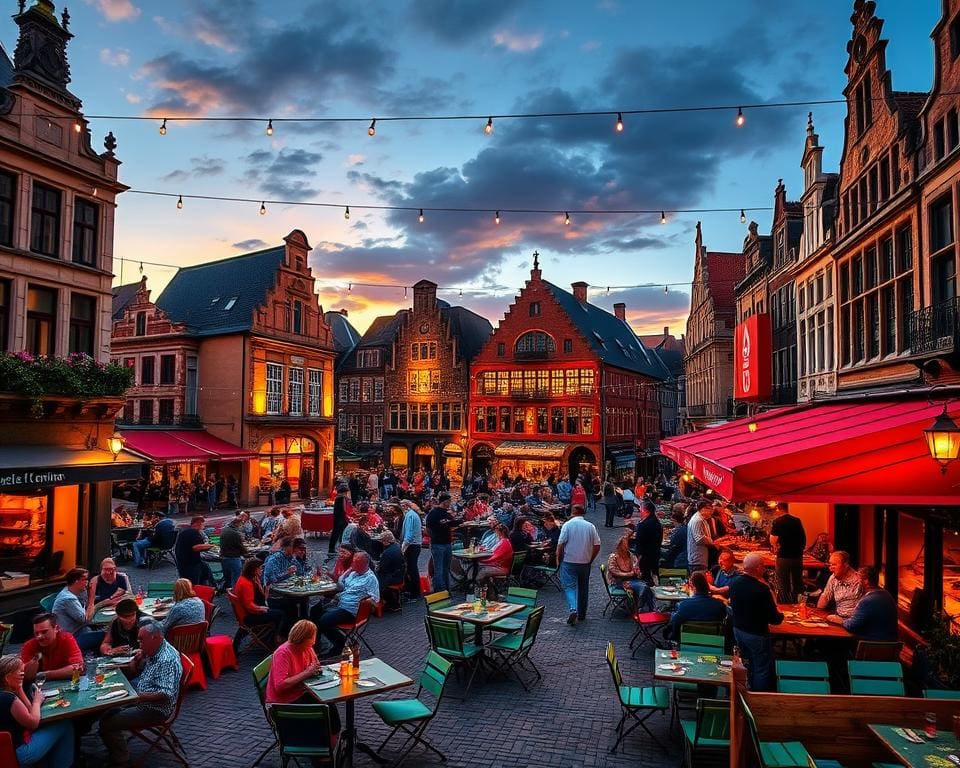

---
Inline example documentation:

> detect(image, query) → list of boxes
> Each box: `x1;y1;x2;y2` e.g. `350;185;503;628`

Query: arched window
514;331;555;355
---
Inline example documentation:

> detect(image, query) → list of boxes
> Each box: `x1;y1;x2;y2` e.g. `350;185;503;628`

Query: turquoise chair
371;651;453;765
680;697;730;767
267;703;339;767
776;660;831;695
740;693;819;767
923;688;960;699
250;655;276;768
424;615;483;698
488;586;537;634
39;592;58;612
147;581;175;598
847;660;904;697
599;563;630;618
606;641;670;754
487;605;546;690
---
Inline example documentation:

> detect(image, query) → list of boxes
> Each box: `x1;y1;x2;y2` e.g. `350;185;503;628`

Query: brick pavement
20;512;684;768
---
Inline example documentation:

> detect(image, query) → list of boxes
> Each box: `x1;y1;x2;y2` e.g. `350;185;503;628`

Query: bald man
727;552;784;691
309;551;380;656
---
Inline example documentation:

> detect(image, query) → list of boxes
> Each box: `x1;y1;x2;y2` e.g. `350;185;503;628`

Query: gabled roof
441;305;493;362
892;90;927;124
324;310;361;371
155;246;285;336
704;252;745;311
542;281;666;380
111;281;141;321
359;313;406;348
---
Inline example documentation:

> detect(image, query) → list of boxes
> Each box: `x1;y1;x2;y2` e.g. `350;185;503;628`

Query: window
429;403;439;431
68;293;95;356
72;198;98;266
930;194;956;306
288;367;304;416
496;342;505;356
900;277;913;352
0;279;9;351
135;311;146;336
563;338;572;353
529;301;541;316
852;255;863;295
357;349;380;367
473;406;483;433
158;399;174;425
223;296;238;310
408;369;438;393
361;379;372;402
882;286;896;354
141;356;154;385
159;354;175;385
410;343;436;361
362;416;372;444
949;109;959;153
0;171;15;247
855;72;872;135
881;237;894;282
373;377;384;402
581;407;594;435
952;12;960;59
551;406;564;433
451;403;462;431
935;118;946;161
30;183;61;257
185;355;198;416
348;378;360;402
930;195;953;253
308;368;322;416
513;407;525;434
338;380;348;403
138;399;153;425
537;407;548;434
373;414;383;442
122;400;134;423
932;252;957;306
486;406;496;432
896;226;912;273
266;362;283;414
292;300;302;334
566;407;580;434
865;247;877;289
347;415;358;437
514;331;555;355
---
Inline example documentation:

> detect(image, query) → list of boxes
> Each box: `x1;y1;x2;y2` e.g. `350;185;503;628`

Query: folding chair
424;615;483;699
166;621;209;690
372;651;454;767
146;529;178;569
227;589;274;655
423;590;453;612
507;551;527;587
853;640;902;662
626;585;670;656
336;598;375;654
599;563;630;618
487;605;546;690
251;655;277;768
147;582;175;598
39;592;58;612
847;660;905;696
530;559;562;591
129;653;193;767
605;642;669;754
268;703;340;767
775;660;831;694
669;630;726;731
680;698;730;768
488;586;538;635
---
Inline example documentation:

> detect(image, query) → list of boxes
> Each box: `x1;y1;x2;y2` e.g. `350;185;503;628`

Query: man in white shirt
556;504;601;625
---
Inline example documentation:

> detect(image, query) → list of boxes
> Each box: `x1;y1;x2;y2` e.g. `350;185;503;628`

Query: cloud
410;0;526;44
233;238;269;251
242;148;324;199
580;40;602;53
492;29;544;52
99;48;131;67
124;92;142;104
346;154;366;167
159;156;226;182
85;0;140;22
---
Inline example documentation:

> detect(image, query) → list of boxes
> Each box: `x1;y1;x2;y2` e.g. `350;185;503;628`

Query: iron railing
908;297;959;356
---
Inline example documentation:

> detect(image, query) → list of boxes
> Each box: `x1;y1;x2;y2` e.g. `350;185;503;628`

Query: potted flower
921;611;960;691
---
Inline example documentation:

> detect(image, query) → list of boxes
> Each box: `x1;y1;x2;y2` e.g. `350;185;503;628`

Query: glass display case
0;492;48;575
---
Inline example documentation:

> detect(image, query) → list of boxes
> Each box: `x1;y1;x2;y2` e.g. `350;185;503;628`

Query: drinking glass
35;672;46;693
925;712;937;739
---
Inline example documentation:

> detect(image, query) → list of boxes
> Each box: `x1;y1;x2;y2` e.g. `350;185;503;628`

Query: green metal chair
671;630;727;732
488;586;538;634
507;550;527;587
680;631;725;655
739;692;818;767
39;592;58;612
923;688;960;699
267;703;339;767
682;620;724;636
250;655;276;768
680;698;730;768
147;581;175;598
423;590;453;612
371;651;453;767
424;615;483;699
605;641;669;754
776;660;831;695
487;605;546;690
847;660;904;696
659;568;688;586
599;563;630;618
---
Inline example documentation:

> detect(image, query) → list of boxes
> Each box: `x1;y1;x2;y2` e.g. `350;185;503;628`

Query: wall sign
734;314;772;401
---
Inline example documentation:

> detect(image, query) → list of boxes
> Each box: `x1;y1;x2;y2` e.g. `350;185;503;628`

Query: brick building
682;223;744;429
113;231;337;504
638;326;685;442
470;255;666;483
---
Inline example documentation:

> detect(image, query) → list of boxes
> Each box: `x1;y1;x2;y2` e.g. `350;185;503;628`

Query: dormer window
592;331;607;348
223;296;238;310
210;296;220;305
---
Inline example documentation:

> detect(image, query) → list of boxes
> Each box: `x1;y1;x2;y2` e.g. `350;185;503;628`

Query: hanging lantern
924;404;960;473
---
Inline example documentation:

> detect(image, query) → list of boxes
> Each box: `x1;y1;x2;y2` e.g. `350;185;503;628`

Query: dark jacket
663;523;688;569
333;495;350;529
377;543;405;587
634;513;663;573
842;588;898;641
665;593;728;641
728;574;784;635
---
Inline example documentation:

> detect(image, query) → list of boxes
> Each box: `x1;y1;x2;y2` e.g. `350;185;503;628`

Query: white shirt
557;515;601;564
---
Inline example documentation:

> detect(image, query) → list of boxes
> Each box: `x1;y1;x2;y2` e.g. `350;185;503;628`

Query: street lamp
108;432;125;460
924;404;960;474
460;430;469;477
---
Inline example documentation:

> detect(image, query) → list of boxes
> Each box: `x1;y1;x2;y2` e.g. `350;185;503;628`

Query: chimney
412;279;437;313
613;302;626;321
571;281;588;303
340;309;349;317
663;326;669;336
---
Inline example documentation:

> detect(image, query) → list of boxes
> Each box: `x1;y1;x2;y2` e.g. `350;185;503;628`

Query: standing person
175;516;214;585
600;481;619;528
769;502;806;603
98;621;183;767
816;551;862;620
400;500;423;599
310;552;380;657
330;484;351;556
365;470;379;500
219;513;248;589
425;492;458;593
662;506;689;570
686;502;716;574
0;655;74;767
727;552;784;692
570;479;587;511
557;504;601;626
632;500;663;584
555;475;572;506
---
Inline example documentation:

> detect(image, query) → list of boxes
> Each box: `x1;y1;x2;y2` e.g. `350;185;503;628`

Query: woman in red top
331;544;356;580
571;479;587;509
233;558;284;647
476;524;513;586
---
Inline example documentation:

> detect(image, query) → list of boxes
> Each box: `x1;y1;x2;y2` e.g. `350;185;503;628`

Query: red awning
660;397;960;505
165;430;257;462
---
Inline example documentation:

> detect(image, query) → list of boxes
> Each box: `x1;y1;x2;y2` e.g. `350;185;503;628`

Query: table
652;585;692;604
724;542;826;571
269;579;338;599
39;669;139;724
868;723;960;767
430;600;525;646
652;648;734;686
452;549;492;593
770;605;853;639
92;597;172;626
306;657;413;767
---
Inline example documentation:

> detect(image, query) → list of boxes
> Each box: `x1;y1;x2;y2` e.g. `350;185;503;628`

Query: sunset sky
25;0;941;336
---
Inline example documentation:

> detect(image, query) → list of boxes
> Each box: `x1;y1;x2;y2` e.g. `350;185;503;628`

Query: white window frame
266;363;283;415
361;378;372;402
348;378;360;402
288;367;304;416
338;379;348;403
374;377;384;402
373;414;383;442
308;368;322;416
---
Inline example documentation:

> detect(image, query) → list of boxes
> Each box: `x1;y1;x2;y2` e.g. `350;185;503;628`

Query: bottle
351;642;360;670
135;587;144;606
339;648;351;678
480;586;487;610
70;663;81;690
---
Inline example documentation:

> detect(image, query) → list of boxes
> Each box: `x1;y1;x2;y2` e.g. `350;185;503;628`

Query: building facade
638;325;685;443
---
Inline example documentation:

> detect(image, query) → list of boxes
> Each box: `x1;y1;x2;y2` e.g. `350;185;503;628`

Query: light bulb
74;121;82;134
344;206;350;220
259;201;266;216
494;211;500;225
176;195;183;210
368;118;376;136
736;107;745;127
159;118;167;136
564;211;570;226
740;209;746;224
484;116;493;134
418;209;424;223
660;211;667;225
615;112;624;132
348;282;352;292
266;119;273;136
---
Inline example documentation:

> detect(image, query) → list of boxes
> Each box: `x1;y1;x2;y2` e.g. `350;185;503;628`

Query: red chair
0;731;16;768
204;633;239;678
193;584;215;603
166;621;208;690
227;589;274;655
336;599;374;654
130;653;193;767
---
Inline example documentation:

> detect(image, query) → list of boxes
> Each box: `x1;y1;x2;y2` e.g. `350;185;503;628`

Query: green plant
0;352;134;418
923;610;960;690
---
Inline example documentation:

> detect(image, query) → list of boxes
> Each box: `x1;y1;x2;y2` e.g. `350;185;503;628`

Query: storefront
606;447;638;481
441;443;464;481
257;435;319;501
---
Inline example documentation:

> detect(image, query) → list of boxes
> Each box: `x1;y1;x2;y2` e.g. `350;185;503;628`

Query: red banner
734;314;771;401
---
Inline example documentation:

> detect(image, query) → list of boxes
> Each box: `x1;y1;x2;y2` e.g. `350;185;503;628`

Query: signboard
0;462;143;492
734;314;772;401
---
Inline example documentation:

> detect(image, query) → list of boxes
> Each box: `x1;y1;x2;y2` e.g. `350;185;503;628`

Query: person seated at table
111;506;134;528
89;557;131;606
364;505;384;530
376;532;405;609
707;550;740;596
509;517;533;556
309;552;380;657
19;613;82;683
270;507;303;549
100;597;146;657
826;565;897;641
341;512;376;557
98;621;183;768
0;654;74;767
52;567;107;653
475;524;513;588
495;501;516;529
131;511;176;568
533;514;561;566
661;506;689;570
260;506;283;541
264;538;312;634
816;550;862;620
607;535;654;611
162;578;206;633
664;571;728;642
234;558;284;649
331;543;356;581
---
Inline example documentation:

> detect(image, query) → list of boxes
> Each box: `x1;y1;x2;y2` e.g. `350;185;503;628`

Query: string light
159;118;167;136
138;261;143;274
259;201;266;215
418;209;424;223
266;119;273;136
564;211;570;226
484;117;494;134
176;195;183;210
494;211;500;225
344;206;350;220
736;107;745;126
615;112;624;132
664;284;669;293
660;210;667;224
368;118;376;136
348;282;352;292
740;209;746;223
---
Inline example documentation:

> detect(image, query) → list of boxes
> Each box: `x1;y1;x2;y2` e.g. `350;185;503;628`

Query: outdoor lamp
748;421;758;433
924;404;960;474
108;432;125;460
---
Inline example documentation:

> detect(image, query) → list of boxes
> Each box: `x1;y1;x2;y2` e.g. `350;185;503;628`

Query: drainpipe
599;362;606;482
240;334;247;502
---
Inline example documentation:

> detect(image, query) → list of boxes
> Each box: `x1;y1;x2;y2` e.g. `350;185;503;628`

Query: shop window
159;354;176;385
0;279;8;352
288;367;304;416
0;170;15;247
0;492;50;577
308;369;322;416
158;398;174;425
68;293;95;357
30;182;61;257
141;356;155;385
72;198;98;266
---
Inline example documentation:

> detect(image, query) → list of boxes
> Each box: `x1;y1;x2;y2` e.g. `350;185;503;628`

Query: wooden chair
605;642;669;754
853;640;902;662
226;589;274;655
166;621;208;690
130;653;193;767
739;692;818;767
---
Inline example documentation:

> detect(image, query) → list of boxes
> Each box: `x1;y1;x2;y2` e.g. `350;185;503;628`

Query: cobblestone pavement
20;512;684;768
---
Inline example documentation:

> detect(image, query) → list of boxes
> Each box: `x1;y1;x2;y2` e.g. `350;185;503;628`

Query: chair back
598;564;616;596
426;615;467;656
775;660;831;694
167;621;208;656
519;605;546;649
680;631;725;655
154;525;178;550
424;590;452;612
0;729;16;768
659;568;687;585
505;586;537;608
226;588;249;624
694;698;731;745
148;582;175;597
923;688;960;699
854;640;902;662
252;654;273;714
847;660;905;696
39;592;57;612
510;551;526;576
169;652;194;725
193;584;216;603
682;620;723;636
0;622;10;656
419;651;454;711
201;599;215;625
353;599;373;626
737;693;766;763
268;703;335;760
605;641;623;690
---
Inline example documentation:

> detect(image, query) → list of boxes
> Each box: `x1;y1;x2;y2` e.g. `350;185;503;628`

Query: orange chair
227;589;274;655
336;599;375;654
0;731;15;768
166;621;208;690
193;584;215;603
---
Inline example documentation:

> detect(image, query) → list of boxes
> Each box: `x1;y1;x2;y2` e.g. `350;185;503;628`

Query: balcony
908;297;959;356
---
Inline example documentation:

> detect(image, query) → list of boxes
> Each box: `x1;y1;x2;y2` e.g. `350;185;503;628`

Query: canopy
659;397;960;505
121;430;253;464
165;430;256;461
607;448;637;468
494;441;567;459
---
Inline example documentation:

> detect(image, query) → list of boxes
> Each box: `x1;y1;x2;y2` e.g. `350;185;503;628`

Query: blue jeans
222;556;243;589
132;537;151;566
431;543;452;592
560;561;591;620
16;720;74;767
733;628;775;692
